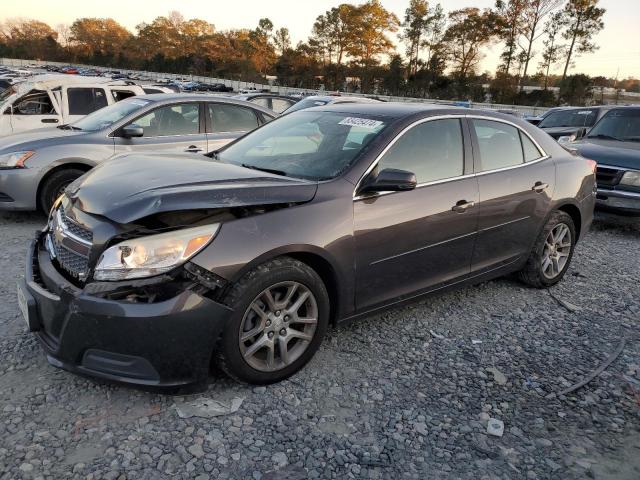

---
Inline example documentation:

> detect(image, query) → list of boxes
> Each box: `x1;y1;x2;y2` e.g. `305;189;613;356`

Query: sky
2;0;639;79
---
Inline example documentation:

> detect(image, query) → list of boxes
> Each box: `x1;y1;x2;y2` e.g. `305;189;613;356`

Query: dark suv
537;106;614;141
18;105;596;388
569;107;640;216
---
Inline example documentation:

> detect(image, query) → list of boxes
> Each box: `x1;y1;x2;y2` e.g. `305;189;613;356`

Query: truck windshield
586;109;640;142
72;98;152;132
539;109;597;128
218;111;387;180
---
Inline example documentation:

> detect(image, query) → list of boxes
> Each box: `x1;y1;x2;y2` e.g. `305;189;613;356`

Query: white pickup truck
0;75;145;136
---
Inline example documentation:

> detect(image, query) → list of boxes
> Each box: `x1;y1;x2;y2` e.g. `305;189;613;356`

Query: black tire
216;257;330;384
39;168;85;213
518;210;576;288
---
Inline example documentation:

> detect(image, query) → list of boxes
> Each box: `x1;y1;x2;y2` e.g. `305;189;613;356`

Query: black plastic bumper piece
24;237;233;387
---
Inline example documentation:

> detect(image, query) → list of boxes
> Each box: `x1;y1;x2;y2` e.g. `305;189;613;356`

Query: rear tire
518;210;576;288
216;257;330;384
38;168;85;213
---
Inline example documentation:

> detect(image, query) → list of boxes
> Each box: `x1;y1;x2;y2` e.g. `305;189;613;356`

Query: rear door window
208;104;259;133
471;120;524;171
111;90;137;102
68;88;108;115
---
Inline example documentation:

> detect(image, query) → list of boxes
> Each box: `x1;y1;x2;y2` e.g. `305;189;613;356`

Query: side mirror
121;124;144;138
575;127;587;140
360;168;417;194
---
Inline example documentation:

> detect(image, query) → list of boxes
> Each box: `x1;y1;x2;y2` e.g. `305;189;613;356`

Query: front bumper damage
20;233;233;387
596;188;640;216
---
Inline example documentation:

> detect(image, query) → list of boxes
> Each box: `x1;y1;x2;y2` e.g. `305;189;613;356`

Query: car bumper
20;235;233;387
596;188;640;216
0;168;40;210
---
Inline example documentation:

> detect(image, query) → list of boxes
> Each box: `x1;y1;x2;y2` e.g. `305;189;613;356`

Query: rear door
206;103;261;151
353;117;479;310
469;117;554;273
113;102;208;154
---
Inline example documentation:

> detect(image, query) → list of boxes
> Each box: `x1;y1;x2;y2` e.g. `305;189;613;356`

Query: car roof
133;93;277;116
310;102;468;118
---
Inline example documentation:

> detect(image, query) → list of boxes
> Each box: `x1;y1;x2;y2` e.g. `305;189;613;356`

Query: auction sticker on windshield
338;117;384;129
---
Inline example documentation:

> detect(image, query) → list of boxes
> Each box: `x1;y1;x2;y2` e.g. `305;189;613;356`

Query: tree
442;8;500;79
538;10;564;89
310;4;358;67
70;18;131;62
401;0;430;76
382;54;406;95
249;18;276;77
519;0;562;87
273;27;291;55
559;73;593;105
559;0;605;82
494;0;526;75
346;0;399;92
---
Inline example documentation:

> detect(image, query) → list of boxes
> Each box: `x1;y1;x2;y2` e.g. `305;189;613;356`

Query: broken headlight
94;224;220;281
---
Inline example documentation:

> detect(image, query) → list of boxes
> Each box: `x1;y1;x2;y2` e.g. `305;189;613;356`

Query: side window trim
467;115;549;175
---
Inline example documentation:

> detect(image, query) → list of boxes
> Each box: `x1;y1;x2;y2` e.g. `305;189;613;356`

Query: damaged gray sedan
18;104;596;387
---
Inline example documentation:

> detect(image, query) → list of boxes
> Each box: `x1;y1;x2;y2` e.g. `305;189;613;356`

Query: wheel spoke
241;322;266;342
265;342;275;369
280;283;299;309
552;257;560;276
261;289;277;311
278;336;290;365
293;316;318;325
249;303;269;321
542;256;552;272
243;335;268;360
288;290;310;315
288;329;313;342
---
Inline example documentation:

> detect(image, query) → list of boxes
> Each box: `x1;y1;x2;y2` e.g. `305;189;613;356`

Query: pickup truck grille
47;205;92;281
596;166;624;187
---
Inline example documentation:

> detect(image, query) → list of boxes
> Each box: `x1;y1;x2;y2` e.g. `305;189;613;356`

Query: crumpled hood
0;127;83;152
572;139;640;170
66;153;318;224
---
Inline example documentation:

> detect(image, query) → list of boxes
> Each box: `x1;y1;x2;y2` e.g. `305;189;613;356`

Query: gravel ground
0;211;639;480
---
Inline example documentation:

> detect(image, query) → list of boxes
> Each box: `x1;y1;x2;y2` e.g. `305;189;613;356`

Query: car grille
596;166;624;187
47;205;92;281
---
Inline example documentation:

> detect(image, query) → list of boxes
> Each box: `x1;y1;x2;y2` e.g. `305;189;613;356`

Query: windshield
586;109;640;142
218;111;387;180
539;109;597;128
72;98;152;132
284;98;330;114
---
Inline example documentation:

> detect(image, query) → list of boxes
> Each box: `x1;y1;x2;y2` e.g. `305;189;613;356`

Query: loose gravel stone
0;212;639;480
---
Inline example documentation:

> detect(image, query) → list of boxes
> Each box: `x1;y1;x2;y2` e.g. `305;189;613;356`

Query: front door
469;118;555;273
113;102;208;154
354;118;479;311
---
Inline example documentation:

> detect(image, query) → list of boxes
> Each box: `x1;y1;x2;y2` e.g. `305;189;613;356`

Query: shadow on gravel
0;210;46;224
592;214;640;236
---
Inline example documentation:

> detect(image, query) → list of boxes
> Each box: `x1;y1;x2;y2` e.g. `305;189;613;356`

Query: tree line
1;0;634;106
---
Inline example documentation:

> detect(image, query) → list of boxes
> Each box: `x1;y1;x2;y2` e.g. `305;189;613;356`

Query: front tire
216;257;330;384
39;168;85;213
518;210;576;288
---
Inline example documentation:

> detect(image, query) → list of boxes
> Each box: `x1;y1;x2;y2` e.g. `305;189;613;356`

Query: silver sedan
0;94;275;211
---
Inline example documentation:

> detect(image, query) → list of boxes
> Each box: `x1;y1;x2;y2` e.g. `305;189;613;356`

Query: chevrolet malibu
18;104;596;387
0;94;275;212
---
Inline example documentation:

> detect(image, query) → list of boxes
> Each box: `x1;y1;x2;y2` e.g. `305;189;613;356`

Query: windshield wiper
587;134;622;141
57;124;82;131
241;163;287;177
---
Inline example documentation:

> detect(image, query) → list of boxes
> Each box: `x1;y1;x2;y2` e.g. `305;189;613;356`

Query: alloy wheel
239;281;318;372
541;223;572;280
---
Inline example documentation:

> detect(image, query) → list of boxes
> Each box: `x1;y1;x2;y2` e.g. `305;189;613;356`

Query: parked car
568;107;640;216
536;106;614;142
17;105;595;387
282;94;382;114
233;93;299;114
0;75;145;136
0;94;275;212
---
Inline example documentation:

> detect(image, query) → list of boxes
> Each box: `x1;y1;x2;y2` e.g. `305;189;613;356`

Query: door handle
185;145;203;153
452;200;475;213
41;118;59;123
532;181;549;193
